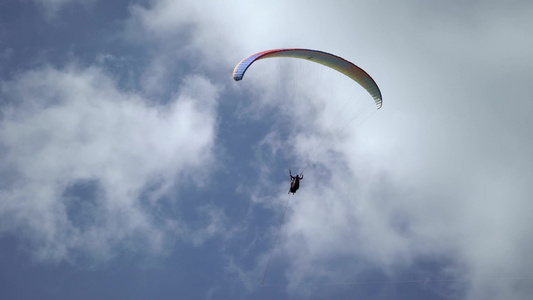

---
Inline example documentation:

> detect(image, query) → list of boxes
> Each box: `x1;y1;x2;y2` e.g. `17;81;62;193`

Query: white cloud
34;0;531;297
123;1;533;299
0;65;220;263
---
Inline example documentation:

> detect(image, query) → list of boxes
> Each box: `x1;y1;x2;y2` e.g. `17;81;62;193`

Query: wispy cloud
3;1;532;299
127;1;533;298
0;65;220;264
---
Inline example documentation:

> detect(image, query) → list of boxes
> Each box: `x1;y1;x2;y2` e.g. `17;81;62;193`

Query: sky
1;0;532;299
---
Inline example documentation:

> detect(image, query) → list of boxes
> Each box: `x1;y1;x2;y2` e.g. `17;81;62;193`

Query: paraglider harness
288;170;303;194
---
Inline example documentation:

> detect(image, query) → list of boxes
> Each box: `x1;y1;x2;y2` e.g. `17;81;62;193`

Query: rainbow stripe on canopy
233;48;382;109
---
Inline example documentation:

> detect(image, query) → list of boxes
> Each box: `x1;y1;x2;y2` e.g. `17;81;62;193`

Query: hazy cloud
125;1;533;299
0;65;220;263
2;1;531;299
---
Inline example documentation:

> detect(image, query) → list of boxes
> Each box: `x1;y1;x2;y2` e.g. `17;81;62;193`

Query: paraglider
234;49;383;284
288;169;303;194
233;48;382;196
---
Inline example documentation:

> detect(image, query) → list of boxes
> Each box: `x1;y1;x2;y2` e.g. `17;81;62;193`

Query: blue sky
1;0;532;299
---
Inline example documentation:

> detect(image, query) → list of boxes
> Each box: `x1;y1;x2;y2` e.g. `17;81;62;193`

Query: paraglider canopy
233;48;382;109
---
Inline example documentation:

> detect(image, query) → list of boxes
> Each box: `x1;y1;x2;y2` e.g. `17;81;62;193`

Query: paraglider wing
233;48;382;109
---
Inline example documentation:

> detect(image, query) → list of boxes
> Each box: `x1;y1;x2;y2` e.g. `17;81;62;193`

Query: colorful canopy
233;48;382;109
